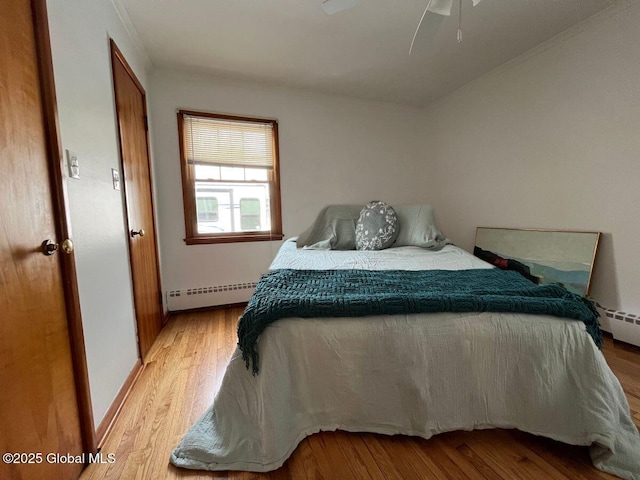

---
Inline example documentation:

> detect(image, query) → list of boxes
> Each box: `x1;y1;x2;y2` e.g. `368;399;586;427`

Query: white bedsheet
171;240;640;479
270;238;492;271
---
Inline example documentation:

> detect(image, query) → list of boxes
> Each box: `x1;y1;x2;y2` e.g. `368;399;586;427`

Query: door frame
31;0;96;454
109;39;165;361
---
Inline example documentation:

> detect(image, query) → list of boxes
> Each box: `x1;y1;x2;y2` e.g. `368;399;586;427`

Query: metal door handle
41;238;74;255
61;239;74;253
42;239;59;255
131;229;145;238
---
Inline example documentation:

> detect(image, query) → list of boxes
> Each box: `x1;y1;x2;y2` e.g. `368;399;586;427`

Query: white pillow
296;205;362;250
393;205;449;249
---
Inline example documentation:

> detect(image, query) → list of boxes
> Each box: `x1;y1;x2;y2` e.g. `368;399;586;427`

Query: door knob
131;229;145;238
61;239;74;254
41;238;74;256
41;239;59;256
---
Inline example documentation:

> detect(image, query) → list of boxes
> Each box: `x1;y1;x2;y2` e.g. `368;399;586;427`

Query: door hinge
143;115;149;131
159;291;163;306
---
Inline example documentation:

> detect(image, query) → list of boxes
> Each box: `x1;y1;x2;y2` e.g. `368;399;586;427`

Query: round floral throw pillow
355;201;399;250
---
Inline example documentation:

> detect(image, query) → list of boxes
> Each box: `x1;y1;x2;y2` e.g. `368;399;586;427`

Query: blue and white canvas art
474;228;600;296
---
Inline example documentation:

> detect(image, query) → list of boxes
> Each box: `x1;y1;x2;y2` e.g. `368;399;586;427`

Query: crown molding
110;0;153;71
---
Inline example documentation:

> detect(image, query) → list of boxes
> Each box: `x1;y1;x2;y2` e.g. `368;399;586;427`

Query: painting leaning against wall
474;227;600;297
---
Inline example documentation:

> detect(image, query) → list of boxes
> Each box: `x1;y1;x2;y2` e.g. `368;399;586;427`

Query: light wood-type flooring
80;307;640;480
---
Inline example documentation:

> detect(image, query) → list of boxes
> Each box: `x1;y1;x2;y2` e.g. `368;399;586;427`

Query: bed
171;205;640;479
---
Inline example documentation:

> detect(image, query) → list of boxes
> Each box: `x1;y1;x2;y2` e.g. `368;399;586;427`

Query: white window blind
183;114;274;169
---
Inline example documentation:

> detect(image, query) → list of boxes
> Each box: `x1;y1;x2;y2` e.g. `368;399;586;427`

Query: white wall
47;0;147;427
420;2;640;315
149;70;425;300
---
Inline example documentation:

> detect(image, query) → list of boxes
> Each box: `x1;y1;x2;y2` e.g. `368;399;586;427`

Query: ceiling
115;0;614;106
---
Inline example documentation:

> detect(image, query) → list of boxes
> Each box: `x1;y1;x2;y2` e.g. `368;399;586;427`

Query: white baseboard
597;305;640;347
167;282;256;311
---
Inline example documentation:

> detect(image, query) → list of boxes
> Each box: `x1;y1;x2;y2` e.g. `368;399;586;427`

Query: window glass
240;198;262;231
178;110;282;244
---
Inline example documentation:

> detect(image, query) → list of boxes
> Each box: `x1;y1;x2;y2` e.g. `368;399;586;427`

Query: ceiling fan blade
426;0;453;16
321;0;359;15
410;0;484;53
409;0;435;55
425;0;482;16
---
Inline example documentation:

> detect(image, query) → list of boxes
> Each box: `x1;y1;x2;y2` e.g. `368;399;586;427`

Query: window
196;197;218;222
178;110;283;244
239;198;261;231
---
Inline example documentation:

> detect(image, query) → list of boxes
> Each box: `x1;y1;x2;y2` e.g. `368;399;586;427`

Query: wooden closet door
0;1;84;479
110;42;163;361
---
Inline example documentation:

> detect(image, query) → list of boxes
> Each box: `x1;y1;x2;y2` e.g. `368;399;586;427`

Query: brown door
0;1;84;479
110;42;163;361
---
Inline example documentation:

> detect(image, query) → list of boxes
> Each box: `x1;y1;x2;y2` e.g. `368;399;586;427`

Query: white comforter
171;240;640;479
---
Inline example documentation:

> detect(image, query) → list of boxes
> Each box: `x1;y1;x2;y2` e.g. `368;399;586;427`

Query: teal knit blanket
238;269;602;374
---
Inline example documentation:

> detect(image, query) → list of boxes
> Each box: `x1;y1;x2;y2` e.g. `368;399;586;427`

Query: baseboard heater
597;304;640;347
167;282;257;311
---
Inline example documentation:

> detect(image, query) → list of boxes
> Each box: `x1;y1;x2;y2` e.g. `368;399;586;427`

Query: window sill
185;232;284;245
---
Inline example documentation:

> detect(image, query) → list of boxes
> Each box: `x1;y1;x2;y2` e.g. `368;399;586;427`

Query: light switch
112;168;121;191
66;149;79;179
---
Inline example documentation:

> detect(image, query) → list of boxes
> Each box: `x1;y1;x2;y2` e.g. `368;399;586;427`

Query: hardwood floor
80;308;639;480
